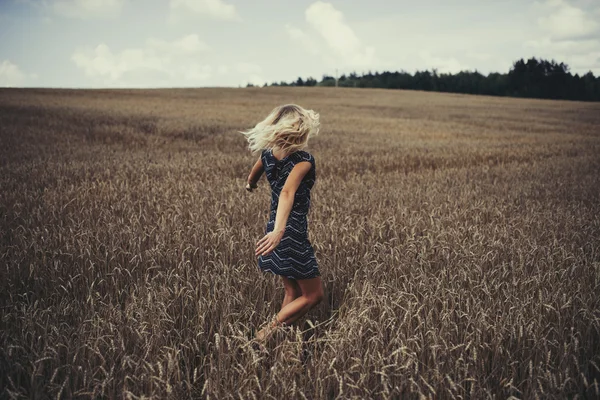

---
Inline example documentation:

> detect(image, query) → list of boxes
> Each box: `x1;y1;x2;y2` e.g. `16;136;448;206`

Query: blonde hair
240;104;320;155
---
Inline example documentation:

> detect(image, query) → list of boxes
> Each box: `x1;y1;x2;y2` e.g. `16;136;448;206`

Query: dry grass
1;87;599;399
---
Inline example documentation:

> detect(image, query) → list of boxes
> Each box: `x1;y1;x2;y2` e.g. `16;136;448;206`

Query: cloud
536;0;599;40
71;35;213;87
525;38;600;53
0;60;36;87
305;2;373;63
70;35;266;87
236;62;262;75
419;51;470;74
52;0;123;19
285;24;320;56
244;75;266;86
146;35;210;55
466;53;494;62
287;1;377;69
169;0;240;22
563;52;600;71
524;1;600;73
235;63;265;86
524;38;600;72
13;0;123;19
216;65;229;75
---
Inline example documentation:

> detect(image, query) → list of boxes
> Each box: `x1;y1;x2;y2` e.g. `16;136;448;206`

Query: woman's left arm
255;161;312;256
246;156;264;191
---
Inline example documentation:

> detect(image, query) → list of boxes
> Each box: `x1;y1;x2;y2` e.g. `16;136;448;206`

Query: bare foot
255;314;285;342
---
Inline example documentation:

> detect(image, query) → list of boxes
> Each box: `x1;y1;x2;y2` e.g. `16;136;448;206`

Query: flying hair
240;104;320;155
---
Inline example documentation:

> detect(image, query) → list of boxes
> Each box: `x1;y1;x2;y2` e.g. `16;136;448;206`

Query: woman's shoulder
260;148;273;164
294;150;315;164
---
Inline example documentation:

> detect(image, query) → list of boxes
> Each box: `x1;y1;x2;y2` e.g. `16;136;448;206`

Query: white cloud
536;0;599;40
146;35;210;55
52;0;124;19
0;60;36;87
71;35;213;87
525;38;600;53
285;24;320;56
287;2;377;70
524;38;600;72
419;51;469;74
236;62;261;75
169;0;240;22
234;63;265;86
466;53;494;62
245;74;266;86
307;2;376;68
564;52;600;71
524;1;600;73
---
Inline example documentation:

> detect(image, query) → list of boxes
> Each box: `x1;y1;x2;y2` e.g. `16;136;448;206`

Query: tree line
248;58;600;102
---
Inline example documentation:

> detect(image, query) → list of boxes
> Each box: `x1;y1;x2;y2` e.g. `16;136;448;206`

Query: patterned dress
257;148;320;280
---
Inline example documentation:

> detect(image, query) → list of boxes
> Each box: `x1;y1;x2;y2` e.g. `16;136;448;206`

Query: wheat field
1;87;599;399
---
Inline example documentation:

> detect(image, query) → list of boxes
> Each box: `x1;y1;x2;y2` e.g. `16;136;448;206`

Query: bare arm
246;155;264;191
256;161;312;256
272;161;311;234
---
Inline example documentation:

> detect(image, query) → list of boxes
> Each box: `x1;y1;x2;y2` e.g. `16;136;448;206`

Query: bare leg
255;276;323;342
281;276;301;310
277;277;324;325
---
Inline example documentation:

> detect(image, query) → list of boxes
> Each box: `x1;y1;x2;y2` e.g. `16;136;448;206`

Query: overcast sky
1;0;599;88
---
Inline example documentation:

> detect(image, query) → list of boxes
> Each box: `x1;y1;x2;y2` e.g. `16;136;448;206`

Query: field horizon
1;86;599;399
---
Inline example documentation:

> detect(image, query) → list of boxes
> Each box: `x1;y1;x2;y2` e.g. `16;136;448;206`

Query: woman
241;104;324;342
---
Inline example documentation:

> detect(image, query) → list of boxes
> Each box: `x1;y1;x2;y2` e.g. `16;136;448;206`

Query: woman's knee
297;277;324;306
307;289;324;306
282;277;301;297
285;286;301;298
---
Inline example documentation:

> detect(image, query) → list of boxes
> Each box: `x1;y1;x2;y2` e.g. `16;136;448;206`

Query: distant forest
250;58;600;102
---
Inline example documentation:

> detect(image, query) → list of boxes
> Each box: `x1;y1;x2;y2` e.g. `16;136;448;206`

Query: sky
0;0;599;88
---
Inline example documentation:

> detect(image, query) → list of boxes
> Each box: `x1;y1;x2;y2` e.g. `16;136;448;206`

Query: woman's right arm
246;155;264;191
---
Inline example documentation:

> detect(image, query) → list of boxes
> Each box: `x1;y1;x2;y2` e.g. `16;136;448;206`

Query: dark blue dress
257;148;320;280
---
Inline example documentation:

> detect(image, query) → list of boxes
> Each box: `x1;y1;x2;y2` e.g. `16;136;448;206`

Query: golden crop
1;87;599;399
